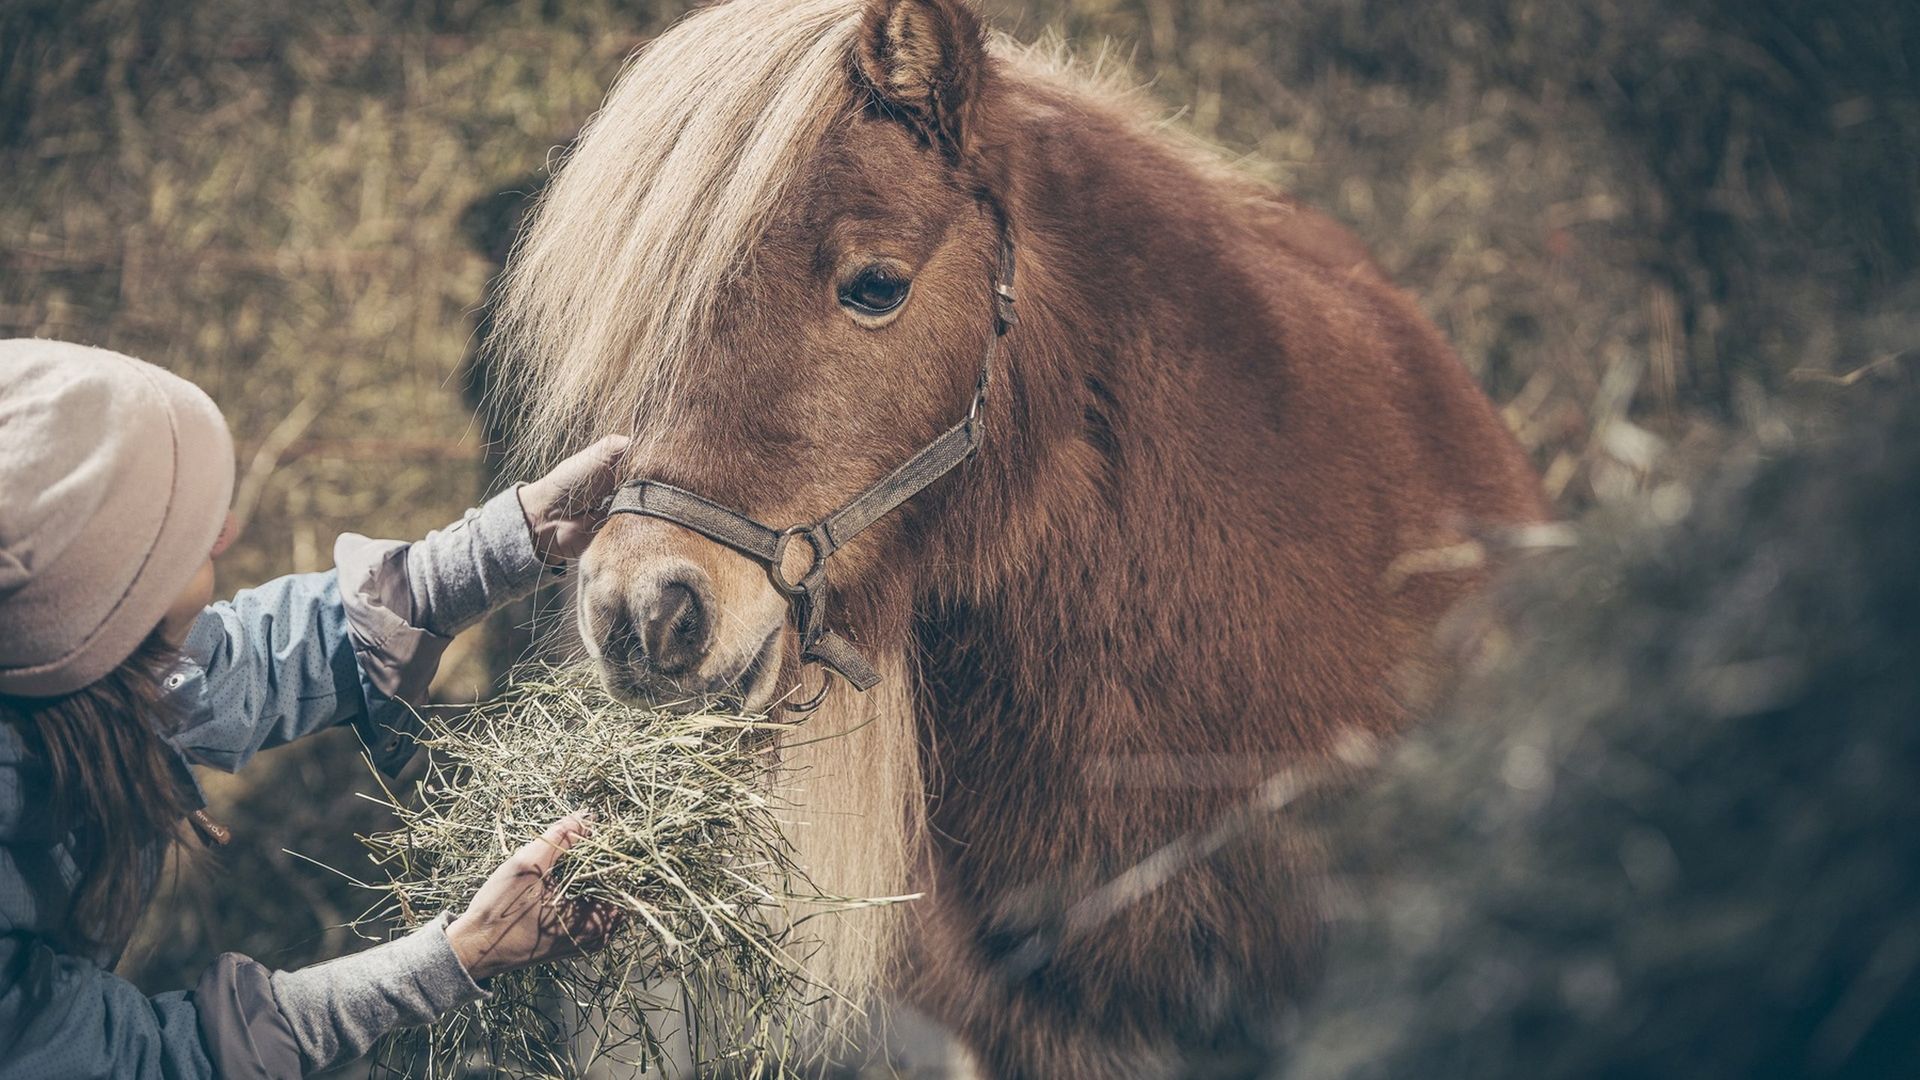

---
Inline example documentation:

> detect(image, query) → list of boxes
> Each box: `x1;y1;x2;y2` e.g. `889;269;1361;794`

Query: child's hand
517;435;631;565
445;813;619;980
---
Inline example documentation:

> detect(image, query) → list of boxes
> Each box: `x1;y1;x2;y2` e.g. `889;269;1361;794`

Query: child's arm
0;813;604;1079
162;489;543;777
163;437;627;777
0;912;480;1080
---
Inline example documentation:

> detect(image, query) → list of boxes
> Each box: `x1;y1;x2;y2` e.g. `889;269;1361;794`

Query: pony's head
496;0;1008;710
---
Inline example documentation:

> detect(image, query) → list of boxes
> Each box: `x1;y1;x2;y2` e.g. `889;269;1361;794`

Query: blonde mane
492;0;868;474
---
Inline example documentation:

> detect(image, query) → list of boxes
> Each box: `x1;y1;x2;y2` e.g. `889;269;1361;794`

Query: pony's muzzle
578;515;791;710
583;562;717;698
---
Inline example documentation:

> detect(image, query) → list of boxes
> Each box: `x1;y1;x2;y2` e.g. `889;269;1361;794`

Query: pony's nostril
641;581;708;676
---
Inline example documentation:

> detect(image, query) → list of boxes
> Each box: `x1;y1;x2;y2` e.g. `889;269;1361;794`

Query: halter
607;228;1017;713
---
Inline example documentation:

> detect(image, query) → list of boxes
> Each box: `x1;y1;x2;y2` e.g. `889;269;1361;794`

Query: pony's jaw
576;514;792;712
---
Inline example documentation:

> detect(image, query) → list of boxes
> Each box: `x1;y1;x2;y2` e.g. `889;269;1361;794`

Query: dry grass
362;666;901;1078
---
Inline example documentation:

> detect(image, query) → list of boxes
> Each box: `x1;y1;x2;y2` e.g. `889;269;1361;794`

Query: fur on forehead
805;114;980;247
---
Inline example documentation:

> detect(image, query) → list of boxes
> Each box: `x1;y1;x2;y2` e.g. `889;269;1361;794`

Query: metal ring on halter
781;663;833;714
768;524;827;598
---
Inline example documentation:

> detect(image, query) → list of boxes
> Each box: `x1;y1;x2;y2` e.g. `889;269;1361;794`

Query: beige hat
0;339;235;697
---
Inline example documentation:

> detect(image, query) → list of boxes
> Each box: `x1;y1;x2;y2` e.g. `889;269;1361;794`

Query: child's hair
1;631;194;950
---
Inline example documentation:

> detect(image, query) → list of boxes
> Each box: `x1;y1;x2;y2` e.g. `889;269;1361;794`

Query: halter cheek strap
607;235;1016;710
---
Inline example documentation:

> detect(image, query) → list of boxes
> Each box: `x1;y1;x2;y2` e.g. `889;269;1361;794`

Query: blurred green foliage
2;0;1915;1071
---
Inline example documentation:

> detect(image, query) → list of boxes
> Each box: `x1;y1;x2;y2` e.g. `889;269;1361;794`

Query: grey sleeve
194;954;303;1079
197;915;487;1076
402;486;547;637
331;487;545;728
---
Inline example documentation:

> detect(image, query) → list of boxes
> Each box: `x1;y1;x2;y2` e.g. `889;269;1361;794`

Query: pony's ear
854;0;989;157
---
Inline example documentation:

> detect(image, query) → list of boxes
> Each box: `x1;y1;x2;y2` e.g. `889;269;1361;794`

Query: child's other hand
517;435;630;565
445;812;619;981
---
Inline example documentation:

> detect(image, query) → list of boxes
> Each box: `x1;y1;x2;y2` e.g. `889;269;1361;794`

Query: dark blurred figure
1281;370;1920;1079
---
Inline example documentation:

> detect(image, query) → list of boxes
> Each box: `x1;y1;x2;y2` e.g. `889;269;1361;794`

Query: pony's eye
839;266;912;318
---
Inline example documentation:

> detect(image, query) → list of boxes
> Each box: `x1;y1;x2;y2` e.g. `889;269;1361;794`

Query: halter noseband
607;229;1017;712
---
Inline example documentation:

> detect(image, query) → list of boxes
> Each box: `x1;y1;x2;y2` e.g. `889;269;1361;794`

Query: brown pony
492;0;1546;1074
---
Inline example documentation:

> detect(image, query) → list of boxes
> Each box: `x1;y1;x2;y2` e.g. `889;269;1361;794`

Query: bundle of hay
359;666;880;1078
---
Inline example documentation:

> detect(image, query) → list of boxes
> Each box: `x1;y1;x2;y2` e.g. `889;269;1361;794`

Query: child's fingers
523;811;592;873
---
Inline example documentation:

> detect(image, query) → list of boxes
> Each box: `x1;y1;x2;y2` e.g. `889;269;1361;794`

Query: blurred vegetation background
1;0;1915;1073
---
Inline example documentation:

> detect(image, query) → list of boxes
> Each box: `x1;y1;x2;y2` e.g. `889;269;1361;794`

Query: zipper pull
189;809;232;847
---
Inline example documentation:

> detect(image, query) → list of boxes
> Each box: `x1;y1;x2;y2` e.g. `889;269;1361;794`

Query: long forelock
490;0;870;476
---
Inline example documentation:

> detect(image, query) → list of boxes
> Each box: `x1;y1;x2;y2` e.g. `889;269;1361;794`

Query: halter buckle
992;283;1018;332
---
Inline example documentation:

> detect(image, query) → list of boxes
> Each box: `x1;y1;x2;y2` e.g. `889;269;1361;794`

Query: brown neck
914;82;1306;764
